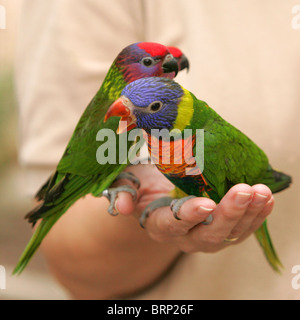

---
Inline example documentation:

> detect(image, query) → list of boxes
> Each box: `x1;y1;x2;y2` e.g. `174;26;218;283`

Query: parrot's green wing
201;114;269;199
56;64;127;176
191;97;291;197
190;97;290;273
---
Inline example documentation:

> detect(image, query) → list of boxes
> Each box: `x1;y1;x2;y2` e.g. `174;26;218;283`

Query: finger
173;197;216;223
145;197;216;240
110;171;140;216
188;184;254;246
246;195;274;234
228;184;272;239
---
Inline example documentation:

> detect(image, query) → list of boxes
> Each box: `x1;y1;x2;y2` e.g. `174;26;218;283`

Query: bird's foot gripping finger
102;172;140;216
140;197;174;229
114;172;141;189
102;185;137;216
170;196;214;225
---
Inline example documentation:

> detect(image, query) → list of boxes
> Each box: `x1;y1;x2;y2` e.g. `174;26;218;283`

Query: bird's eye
141;57;155;67
149;101;163;112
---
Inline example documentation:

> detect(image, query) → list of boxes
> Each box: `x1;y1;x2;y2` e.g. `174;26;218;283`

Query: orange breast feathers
143;131;202;177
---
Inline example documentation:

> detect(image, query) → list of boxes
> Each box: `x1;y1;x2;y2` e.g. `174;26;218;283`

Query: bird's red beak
104;97;137;134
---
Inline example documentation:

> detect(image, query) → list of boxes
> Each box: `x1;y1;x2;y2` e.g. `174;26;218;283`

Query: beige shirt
16;0;300;299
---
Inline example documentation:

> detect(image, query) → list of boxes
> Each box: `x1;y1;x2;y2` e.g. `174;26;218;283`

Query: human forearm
39;195;180;300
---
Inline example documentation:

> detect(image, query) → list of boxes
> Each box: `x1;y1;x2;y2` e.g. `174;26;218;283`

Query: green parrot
13;43;189;274
105;77;292;273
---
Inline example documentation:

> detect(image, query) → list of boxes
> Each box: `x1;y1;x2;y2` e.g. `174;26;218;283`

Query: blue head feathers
121;77;184;132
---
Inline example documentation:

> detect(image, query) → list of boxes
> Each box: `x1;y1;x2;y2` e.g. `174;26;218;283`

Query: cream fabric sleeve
16;0;145;196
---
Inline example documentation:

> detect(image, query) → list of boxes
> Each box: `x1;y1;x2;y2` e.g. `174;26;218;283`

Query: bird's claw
140;197;174;228
170;195;214;225
102;172;140;216
170;196;196;220
102;185;137;216
201;213;214;225
140;195;214;229
114;172;141;189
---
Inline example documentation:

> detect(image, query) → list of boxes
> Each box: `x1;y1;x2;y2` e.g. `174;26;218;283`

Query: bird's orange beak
104;97;137;134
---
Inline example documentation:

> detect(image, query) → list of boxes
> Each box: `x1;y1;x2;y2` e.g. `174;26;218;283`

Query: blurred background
0;0;68;299
0;0;299;300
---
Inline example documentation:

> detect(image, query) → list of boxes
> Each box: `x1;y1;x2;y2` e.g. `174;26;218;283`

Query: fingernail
235;192;252;205
199;206;214;212
267;196;274;205
252;193;268;206
256;193;268;199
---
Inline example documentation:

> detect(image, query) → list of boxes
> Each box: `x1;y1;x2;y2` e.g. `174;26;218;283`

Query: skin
39;164;274;300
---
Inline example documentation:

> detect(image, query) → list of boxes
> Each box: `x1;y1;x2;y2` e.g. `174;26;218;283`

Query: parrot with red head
14;42;189;274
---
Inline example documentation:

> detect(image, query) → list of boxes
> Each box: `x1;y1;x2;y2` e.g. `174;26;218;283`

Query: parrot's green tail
254;167;291;273
264;167;292;194
13;173;98;275
254;220;283;273
12;213;63;275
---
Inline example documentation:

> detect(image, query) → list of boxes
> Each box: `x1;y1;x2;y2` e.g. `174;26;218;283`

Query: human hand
39;164;274;299
112;164;274;253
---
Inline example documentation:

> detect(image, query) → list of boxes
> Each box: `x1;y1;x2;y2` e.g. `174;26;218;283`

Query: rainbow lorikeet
13;43;189;274
105;77;292;273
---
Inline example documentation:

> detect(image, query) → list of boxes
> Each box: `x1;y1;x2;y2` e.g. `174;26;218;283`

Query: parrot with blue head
105;77;292;273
